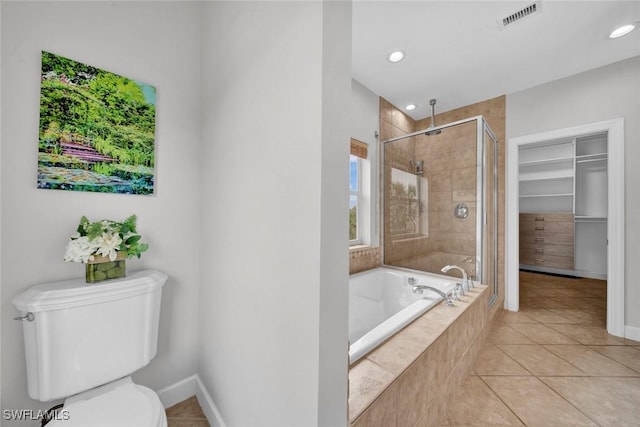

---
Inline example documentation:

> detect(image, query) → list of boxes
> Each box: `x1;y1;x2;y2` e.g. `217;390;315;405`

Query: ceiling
352;0;640;120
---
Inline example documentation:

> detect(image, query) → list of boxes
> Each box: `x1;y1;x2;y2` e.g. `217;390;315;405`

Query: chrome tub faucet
441;264;471;295
411;284;455;306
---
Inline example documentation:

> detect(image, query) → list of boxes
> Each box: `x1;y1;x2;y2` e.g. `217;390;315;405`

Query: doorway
505;118;625;337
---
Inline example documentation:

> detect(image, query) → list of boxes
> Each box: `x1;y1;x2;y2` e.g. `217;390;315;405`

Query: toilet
12;269;168;427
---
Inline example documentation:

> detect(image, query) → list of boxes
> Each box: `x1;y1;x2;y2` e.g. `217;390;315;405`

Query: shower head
425;98;442;136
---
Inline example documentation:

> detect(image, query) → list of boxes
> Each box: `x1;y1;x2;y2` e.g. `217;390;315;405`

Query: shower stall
382;114;498;306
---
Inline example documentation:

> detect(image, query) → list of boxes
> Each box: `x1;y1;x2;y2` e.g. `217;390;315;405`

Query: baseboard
157;374;227;427
157;375;198;408
625;325;640;342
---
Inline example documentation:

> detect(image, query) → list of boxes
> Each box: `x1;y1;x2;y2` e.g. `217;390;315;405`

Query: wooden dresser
520;213;574;271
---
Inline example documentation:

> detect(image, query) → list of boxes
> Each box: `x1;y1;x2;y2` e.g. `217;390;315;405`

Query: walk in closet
518;133;607;279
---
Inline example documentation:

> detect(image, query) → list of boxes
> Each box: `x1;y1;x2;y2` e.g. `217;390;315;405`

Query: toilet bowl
12;270;169;426
48;377;166;427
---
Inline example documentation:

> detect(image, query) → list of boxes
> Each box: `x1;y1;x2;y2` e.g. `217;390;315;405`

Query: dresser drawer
519;232;574;245
520;213;574;223
520;253;574;270
520;243;574;257
520;220;574;234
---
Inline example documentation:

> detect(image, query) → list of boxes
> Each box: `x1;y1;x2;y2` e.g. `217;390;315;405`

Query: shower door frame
381;115;499;307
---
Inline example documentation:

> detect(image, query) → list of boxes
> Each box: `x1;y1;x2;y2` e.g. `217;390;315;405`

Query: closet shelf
519;157;574;166
575;216;608;222
519;175;573;183
520;193;573;198
576;152;607;161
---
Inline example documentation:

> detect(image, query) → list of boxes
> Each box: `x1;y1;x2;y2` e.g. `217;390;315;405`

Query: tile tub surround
349;282;497;426
350;246;381;274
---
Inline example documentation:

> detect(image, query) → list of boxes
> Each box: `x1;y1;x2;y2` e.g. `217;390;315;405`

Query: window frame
349;154;362;245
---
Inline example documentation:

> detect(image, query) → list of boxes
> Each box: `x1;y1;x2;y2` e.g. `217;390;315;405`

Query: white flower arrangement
64;215;148;263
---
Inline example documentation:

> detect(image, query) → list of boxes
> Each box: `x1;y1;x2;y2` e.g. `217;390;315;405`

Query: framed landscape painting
37;51;156;194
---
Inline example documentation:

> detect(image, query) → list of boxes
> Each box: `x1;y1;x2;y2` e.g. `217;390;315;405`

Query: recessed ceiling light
609;24;636;39
405;104;416;111
388;51;405;63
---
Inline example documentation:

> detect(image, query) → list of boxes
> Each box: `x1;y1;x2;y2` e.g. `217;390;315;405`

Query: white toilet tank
12;270;168;402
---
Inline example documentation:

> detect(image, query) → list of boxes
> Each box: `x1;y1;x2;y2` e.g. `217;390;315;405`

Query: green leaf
125;235;141;245
124;215;137;233
87;222;103;240
77;215;89;236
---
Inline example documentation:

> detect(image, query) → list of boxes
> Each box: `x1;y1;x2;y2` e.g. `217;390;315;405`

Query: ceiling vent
498;1;542;30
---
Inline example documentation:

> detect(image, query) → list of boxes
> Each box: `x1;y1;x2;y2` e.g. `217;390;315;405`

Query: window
389;167;420;237
349;154;360;242
350;138;368;245
386;164;428;241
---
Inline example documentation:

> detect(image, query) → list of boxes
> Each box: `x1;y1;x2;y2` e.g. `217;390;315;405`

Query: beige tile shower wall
353;95;505;305
416;120;478;277
415;95;506;316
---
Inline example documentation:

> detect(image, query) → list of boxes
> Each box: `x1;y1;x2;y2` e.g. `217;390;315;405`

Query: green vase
85;252;127;283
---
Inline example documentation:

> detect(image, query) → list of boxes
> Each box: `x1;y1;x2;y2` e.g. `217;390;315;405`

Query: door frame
505;118;625;337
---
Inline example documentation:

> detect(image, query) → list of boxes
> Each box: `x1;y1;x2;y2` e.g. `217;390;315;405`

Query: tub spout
441;264;471;294
412;285;454;306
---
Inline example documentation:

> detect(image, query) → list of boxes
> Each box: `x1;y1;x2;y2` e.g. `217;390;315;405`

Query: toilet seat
48;377;166;427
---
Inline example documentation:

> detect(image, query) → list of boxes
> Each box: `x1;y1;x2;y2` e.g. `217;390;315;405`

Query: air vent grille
498;1;541;29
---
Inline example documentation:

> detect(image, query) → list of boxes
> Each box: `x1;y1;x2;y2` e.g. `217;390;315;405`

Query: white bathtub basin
349;267;456;364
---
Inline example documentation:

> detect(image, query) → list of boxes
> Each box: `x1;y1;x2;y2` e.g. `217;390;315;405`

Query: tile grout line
535;376;605;427
492;339;536;375
587;346;640;375
476;374;528;427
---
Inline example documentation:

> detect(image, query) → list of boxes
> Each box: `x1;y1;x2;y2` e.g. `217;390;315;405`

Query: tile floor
440;271;640;427
166;396;210;427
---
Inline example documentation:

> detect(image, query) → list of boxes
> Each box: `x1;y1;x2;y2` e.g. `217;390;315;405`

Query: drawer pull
535;248;544;254
535;258;545;264
535;226;545;231
535;217;545;221
535;237;544;242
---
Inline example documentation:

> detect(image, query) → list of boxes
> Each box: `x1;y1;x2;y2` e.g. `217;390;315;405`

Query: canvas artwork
37;51;156;194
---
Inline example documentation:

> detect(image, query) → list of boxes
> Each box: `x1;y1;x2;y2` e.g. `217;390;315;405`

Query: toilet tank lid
12;269;167;313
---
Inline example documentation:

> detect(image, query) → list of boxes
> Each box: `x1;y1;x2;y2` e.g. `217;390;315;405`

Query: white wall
198;2;350;426
506;55;640;328
1;1;202;421
350;79;380;246
351;80;379;146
